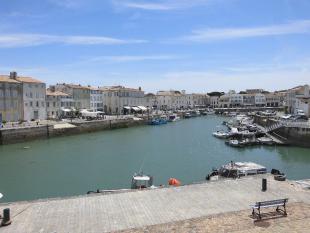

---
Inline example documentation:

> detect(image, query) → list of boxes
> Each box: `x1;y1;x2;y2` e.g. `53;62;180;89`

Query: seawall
0;118;147;145
254;115;310;147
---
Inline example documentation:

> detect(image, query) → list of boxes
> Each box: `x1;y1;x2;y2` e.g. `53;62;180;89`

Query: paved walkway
0;175;309;233
120;202;310;233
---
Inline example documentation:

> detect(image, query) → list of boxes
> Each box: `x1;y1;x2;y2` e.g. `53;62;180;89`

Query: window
36;101;39;107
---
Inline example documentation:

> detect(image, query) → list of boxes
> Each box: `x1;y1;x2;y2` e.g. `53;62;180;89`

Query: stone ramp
1;175;309;233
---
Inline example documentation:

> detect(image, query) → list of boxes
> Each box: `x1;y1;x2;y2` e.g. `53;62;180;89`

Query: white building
286;85;310;114
46;90;74;119
54;83;90;110
254;93;266;107
156;90;187;110
101;86;146;114
89;87;103;112
0;73;23;122
13;73;46;121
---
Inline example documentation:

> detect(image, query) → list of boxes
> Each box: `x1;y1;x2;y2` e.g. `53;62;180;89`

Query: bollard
262;178;267;192
1;208;12;226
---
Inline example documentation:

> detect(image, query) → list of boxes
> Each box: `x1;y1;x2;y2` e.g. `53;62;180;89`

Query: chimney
9;71;17;80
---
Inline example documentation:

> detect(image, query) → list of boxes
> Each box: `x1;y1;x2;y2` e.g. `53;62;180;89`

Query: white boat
206;161;267;180
213;131;231;139
131;173;154;189
257;137;274;145
226;139;242;147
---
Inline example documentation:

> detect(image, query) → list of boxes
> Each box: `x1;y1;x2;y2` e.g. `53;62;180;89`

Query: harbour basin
0;115;310;203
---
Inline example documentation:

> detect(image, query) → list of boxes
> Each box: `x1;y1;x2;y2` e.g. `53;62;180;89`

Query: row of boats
87;161;285;195
213;115;277;147
148;109;215;125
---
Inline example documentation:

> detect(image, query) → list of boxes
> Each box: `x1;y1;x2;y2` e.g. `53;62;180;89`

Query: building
89;87;103;112
295;97;310;117
189;93;209;108
0;74;23;122
46;90;74;119
286;85;310;115
254;93;266;107
101;86;146;114
218;94;230;108
246;89;264;94
144;93;156;109
208;92;224;108
242;94;255;107
156;90;186;110
229;94;243;107
9;72;47;121
265;93;281;107
54;83;90;110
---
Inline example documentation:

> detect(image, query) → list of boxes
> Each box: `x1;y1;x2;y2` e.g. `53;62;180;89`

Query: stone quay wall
0;118;147;145
254;115;310;147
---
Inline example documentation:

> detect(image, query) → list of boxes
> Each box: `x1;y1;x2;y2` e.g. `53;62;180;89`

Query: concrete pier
0;175;309;232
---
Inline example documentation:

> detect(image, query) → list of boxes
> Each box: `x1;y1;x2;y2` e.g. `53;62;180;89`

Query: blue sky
0;0;310;93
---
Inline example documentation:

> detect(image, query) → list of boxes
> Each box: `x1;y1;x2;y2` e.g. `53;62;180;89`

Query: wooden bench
250;198;288;220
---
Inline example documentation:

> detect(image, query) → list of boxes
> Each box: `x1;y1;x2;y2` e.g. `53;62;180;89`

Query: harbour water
0;116;310;203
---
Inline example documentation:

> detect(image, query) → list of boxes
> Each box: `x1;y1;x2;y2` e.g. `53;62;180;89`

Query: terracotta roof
59;83;90;90
100;86;142;92
46;90;69;97
0;75;20;83
15;76;44;84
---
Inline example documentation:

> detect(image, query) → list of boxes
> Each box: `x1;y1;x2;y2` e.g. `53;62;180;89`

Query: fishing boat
212;131;231;139
131;173;154;189
206;161;267;180
148;117;167;125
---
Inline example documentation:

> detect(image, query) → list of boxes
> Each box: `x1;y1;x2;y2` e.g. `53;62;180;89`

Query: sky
0;0;310;93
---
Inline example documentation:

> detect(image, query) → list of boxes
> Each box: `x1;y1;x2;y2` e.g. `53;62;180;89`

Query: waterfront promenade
1;175;309;233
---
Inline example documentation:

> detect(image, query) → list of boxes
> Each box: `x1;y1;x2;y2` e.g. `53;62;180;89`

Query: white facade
46;90;74;119
295;98;310;116
230;94;243;107
101;86;146;114
16;77;46;121
286;85;310;114
254;94;266;107
156;90;187;110
90;88;103;112
210;96;220;108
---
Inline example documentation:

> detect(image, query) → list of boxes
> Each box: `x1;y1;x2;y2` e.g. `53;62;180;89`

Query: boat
148;117;167;125
257;137;275;145
212;131;231;139
131;173;154;189
87;172;155;195
184;112;192;119
168;114;181;122
225;139;243;147
206;161;267;180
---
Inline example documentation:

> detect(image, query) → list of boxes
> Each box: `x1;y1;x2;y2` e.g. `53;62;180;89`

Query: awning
61;108;72;112
138;106;147;111
123;106;131;110
132;107;141;111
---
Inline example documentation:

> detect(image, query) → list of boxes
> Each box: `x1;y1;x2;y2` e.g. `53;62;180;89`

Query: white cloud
181;20;310;42
113;0;211;11
0;34;147;48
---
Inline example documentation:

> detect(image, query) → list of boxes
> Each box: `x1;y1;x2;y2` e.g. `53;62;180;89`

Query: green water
0;116;310;203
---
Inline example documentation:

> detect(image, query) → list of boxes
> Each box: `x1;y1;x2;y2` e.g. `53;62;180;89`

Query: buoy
168;178;181;186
